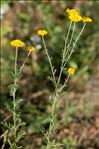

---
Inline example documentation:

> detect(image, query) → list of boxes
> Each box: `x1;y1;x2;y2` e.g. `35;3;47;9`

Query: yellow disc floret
27;46;36;52
67;68;75;75
82;17;92;23
10;39;25;47
66;8;79;15
37;29;48;36
66;8;82;22
68;14;82;22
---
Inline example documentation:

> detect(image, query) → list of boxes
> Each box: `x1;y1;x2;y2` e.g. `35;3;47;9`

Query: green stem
15;47;18;77
64;22;75;59
13;92;16;149
13;47;18;148
19;51;31;73
73;23;86;49
63;21;72;59
63;23;86;68
56;21;72;89
68;22;75;48
46;93;58;149
59;74;70;92
42;36;56;85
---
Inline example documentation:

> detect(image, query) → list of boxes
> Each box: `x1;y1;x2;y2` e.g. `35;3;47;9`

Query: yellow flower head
66;8;82;22
66;8;79;15
68;14;82;22
82;17;92;23
10;39;25;47
67;68;75;75
37;29;48;36
27;46;36;52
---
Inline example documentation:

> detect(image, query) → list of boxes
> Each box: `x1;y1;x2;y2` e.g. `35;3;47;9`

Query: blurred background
0;0;99;149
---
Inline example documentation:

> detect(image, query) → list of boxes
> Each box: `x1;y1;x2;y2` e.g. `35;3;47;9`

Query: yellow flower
68;14;82;22
82;17;92;23
27;46;36;52
67;68;75;75
37;29;48;36
10;39;25;47
66;8;79;15
66;8;82;22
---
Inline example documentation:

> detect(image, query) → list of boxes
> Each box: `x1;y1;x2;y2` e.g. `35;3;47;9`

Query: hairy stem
19;51;31;73
42;36;56;85
59;74;70;92
56;21;72;89
46;93;58;149
13;47;18;148
64;22;76;59
14;47;18;77
63;23;86;68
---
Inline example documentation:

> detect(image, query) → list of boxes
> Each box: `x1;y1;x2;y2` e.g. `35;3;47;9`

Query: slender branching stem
56;21;72;89
43;22;86;149
14;47;18;78
42;36;56;85
19;51;31;73
67;22;75;48
63;23;86;68
63;21;72;58
73;23;86;49
64;22;76;59
13;47;18;148
46;94;58;149
59;74;70;92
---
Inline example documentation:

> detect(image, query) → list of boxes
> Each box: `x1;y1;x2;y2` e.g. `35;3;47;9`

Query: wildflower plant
37;8;92;149
1;7;92;149
2;40;36;149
